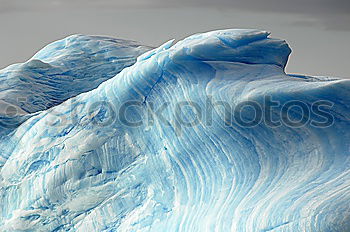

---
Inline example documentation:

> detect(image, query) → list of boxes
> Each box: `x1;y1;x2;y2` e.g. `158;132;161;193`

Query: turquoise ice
0;29;349;231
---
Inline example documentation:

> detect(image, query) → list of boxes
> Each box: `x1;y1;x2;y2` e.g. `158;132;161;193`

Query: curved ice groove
0;29;350;231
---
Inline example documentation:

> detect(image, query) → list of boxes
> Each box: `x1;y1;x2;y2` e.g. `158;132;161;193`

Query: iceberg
0;29;349;231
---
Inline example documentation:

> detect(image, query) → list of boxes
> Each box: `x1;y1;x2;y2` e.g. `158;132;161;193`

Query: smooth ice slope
0;29;350;231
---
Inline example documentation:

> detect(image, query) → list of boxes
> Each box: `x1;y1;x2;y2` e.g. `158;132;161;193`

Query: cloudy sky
0;0;349;78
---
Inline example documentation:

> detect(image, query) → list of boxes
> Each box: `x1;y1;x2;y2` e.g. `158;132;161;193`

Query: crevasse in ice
0;29;349;231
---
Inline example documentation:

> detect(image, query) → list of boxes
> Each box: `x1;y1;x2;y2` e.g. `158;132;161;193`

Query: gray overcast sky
0;0;349;78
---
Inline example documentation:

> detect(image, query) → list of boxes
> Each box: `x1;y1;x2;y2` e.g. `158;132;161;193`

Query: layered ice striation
0;29;350;231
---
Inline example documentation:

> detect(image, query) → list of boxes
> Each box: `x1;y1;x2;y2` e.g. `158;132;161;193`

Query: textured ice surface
0;29;350;231
0;35;151;139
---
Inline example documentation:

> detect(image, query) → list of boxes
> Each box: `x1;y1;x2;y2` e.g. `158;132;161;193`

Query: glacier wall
0;29;350;231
